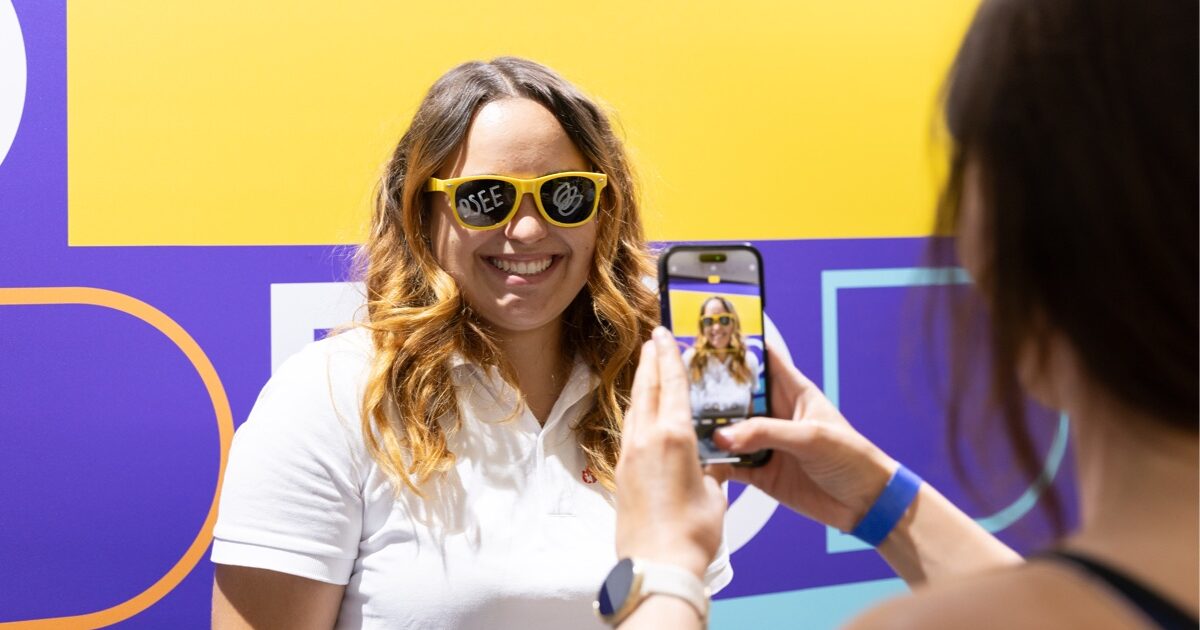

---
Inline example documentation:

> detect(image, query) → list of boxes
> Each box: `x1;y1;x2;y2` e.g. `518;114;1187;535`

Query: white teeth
489;257;553;276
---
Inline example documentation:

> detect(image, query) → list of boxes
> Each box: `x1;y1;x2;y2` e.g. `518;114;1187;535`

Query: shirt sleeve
211;340;367;585
747;351;762;394
703;531;735;594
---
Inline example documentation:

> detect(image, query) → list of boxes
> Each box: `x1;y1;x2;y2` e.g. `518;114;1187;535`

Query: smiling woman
426;99;601;349
208;57;733;629
682;296;760;419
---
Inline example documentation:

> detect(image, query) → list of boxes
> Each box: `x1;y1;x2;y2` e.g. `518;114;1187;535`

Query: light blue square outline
821;268;1070;554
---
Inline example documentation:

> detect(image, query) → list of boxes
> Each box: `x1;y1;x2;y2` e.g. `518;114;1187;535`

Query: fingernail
714;427;734;444
652;326;671;342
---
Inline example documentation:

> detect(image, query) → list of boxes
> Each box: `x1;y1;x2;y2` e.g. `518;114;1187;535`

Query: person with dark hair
604;0;1197;627
210;57;731;629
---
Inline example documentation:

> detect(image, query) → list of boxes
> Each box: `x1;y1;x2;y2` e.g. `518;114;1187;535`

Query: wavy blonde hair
688;296;752;385
355;58;658;495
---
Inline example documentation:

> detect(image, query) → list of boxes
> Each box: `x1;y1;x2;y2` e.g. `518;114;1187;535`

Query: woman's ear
1015;312;1078;412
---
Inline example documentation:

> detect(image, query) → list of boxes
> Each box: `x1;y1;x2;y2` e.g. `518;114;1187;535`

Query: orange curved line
0;287;234;628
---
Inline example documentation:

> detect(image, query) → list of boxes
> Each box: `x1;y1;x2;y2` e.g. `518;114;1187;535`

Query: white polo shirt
682;348;761;416
212;328;733;629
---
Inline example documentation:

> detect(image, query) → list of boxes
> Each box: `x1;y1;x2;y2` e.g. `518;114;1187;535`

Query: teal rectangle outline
820;267;969;409
821;268;968;553
820;267;1069;554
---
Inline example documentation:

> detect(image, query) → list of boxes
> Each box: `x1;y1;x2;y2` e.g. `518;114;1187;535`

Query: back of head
940;0;1198;430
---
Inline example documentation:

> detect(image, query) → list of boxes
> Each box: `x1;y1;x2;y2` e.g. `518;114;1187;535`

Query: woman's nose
503;194;549;243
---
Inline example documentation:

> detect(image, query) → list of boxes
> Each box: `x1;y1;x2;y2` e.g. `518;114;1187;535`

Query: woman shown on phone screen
681;296;760;419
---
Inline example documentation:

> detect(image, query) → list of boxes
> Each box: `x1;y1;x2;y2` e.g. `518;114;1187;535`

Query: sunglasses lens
539;176;597;224
701;316;732;328
454;179;517;228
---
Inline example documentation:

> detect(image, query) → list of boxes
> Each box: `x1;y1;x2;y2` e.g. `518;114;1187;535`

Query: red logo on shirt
581;468;597;484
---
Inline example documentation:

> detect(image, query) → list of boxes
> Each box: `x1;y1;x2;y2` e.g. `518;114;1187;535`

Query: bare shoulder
844;562;1153;630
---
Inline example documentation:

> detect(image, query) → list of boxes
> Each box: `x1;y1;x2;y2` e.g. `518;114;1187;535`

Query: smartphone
658;244;772;467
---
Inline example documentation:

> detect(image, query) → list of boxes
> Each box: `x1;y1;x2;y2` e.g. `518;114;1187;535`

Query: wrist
621;592;706;627
849;463;923;547
595;558;710;627
616;538;711;580
875;486;921;550
846;454;899;527
617;550;708;582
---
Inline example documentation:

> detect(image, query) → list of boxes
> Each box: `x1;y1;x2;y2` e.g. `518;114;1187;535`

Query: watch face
596;558;635;618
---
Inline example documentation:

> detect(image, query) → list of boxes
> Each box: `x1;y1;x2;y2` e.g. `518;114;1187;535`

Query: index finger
651;327;690;428
625;340;658;436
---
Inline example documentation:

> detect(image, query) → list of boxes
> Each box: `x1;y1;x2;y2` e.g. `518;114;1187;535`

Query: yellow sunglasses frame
425;172;608;231
700;313;738;328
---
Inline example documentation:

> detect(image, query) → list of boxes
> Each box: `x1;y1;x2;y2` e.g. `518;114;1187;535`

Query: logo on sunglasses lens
459;184;508;222
551;181;584;215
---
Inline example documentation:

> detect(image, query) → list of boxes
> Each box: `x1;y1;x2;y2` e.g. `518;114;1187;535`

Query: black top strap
1041;549;1198;630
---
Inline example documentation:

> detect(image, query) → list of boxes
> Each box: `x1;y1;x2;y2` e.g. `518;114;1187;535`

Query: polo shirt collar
448;352;599;428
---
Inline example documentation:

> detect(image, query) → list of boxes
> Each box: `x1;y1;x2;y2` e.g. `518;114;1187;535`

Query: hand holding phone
658;245;772;467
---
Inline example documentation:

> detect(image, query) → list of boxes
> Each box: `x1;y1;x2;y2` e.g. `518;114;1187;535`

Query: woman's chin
478;306;564;336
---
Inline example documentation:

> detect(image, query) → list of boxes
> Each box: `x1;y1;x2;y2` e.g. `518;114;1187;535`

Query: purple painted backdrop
0;2;1073;626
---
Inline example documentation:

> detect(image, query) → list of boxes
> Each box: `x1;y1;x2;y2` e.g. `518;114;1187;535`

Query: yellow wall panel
668;291;763;338
68;1;974;246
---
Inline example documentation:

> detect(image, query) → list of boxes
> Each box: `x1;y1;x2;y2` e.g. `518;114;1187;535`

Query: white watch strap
637;560;710;622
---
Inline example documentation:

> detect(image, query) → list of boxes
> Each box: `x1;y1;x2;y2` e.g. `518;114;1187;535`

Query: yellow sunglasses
426;172;607;231
700;313;737;328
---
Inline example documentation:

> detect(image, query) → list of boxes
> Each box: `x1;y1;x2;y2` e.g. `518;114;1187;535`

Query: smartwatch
594;558;709;626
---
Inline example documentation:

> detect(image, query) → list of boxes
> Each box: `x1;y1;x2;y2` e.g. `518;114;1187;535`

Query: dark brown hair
934;0;1198;531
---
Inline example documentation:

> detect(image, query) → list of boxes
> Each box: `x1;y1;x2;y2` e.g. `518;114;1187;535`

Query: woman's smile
483;253;563;284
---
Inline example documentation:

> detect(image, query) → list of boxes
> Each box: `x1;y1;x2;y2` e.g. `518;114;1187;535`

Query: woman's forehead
447;98;587;178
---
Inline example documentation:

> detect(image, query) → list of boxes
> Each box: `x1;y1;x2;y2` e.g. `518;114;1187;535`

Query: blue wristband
849;464;923;547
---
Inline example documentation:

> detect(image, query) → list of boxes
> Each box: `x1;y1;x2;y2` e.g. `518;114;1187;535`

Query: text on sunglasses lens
456;179;518;227
427;172;606;230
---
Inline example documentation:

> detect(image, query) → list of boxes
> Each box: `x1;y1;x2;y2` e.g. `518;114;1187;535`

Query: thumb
723;464;760;487
714;417;820;456
703;463;732;486
701;473;728;507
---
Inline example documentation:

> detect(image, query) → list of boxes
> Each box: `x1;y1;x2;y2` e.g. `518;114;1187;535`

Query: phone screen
661;246;771;466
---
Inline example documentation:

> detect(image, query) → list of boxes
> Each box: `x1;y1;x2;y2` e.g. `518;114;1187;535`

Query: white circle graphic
723;312;788;553
0;0;27;168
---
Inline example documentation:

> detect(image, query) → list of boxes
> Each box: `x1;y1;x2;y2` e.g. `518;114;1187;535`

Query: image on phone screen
661;246;770;466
